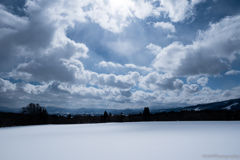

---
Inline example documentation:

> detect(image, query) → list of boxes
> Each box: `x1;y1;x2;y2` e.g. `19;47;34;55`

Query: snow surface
0;121;240;160
194;107;202;111
223;103;238;110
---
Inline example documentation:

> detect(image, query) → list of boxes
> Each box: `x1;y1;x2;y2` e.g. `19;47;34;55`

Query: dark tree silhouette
18;103;48;125
103;111;108;120
21;103;48;115
1;107;240;127
143;107;150;116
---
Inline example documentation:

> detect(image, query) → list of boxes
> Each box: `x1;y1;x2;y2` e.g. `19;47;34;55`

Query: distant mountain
0;106;21;113
1;98;240;115
181;98;240;111
149;98;240;113
45;106;143;116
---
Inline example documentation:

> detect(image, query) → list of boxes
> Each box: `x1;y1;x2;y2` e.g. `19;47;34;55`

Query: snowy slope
223;103;239;110
0;122;240;160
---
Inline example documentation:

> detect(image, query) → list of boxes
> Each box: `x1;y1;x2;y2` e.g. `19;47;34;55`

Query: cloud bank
0;0;240;109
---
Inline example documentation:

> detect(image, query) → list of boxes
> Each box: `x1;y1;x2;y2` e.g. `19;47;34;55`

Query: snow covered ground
223;103;239;110
0;121;239;160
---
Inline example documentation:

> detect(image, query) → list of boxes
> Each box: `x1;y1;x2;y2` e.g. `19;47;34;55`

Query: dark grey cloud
120;90;132;97
177;52;230;76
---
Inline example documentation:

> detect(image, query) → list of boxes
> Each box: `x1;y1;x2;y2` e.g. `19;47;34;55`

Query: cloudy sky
0;0;240;109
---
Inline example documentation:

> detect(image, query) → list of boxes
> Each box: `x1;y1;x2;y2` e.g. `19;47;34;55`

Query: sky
0;0;240;109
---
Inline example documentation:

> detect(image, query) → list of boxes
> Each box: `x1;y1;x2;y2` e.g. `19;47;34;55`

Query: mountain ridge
1;98;240;115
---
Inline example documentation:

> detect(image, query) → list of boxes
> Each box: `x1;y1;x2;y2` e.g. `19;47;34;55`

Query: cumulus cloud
139;72;183;91
1;78;240;109
187;76;198;84
153;22;176;33
16;81;136;107
146;43;162;55
225;70;240;75
222;90;231;97
0;0;207;74
83;0;154;33
88;71;140;89
0;0;147;87
183;84;199;94
98;61;152;73
131;90;158;104
187;76;208;86
13;56;86;83
157;0;205;22
0;78;16;92
99;61;123;68
124;64;152;72
197;77;208;86
23;83;48;94
83;0;205;32
20;81;130;104
150;14;240;76
131;83;239;106
0;0;88;73
191;0;206;6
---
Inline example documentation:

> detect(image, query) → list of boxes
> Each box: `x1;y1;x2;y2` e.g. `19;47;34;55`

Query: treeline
1;105;240;127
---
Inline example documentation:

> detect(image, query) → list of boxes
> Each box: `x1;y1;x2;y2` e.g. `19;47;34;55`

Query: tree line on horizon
0;103;240;127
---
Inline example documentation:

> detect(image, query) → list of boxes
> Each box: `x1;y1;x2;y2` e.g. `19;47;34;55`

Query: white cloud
124;64;152;72
158;0;203;22
98;61;152;72
84;0;154;33
167;34;177;39
222;90;231;97
187;76;198;84
84;0;203;32
0;0;208;74
187;76;208;86
87;71;140;89
191;0;206;6
99;61;123;68
153;22;176;33
225;70;240;75
0;78;240;108
183;84;199;94
151;14;240;76
197;77;208;86
21;0;204;35
139;72;183;91
151;42;187;74
23;83;48;94
0;78;16;92
146;43;162;55
131;90;158;103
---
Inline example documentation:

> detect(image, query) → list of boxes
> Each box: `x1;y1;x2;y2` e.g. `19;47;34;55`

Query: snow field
0;121;240;160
